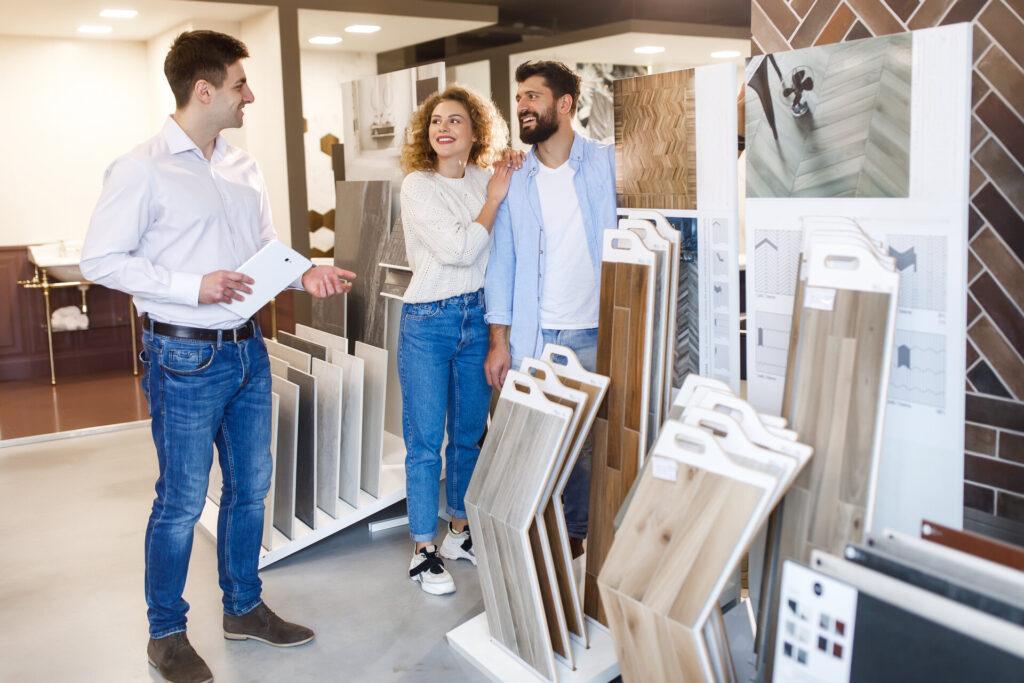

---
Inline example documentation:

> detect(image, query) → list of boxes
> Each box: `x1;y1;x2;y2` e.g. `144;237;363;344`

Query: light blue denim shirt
484;133;617;361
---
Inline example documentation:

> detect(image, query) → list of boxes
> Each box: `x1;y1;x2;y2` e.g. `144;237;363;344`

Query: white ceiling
510;31;751;69
0;1;268;41
298;9;493;53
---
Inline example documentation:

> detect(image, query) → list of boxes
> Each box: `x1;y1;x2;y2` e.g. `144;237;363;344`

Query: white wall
299;49;377;215
446;60;491;99
239;9;291;245
0;36;149;246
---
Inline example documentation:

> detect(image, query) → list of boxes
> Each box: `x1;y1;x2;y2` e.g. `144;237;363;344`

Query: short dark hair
164;30;249;108
515;60;582;115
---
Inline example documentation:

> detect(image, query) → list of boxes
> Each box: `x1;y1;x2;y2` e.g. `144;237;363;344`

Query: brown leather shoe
223;602;314;647
147;632;213;683
570;536;586;559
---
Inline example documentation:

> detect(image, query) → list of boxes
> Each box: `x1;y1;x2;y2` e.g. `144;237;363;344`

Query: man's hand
199;270;254;304
302;265;356;299
484;325;512;388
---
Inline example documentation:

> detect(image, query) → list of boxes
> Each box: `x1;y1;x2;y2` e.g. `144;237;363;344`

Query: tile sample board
329;349;364;507
586;229;655;625
287;367;318;531
613;68;696;210
265;338;311;374
263;392;280;550
311;358;343;518
745;25;971;537
921;519;1024;573
354;342;387;497
311;294;346;339
465;372;573;682
538;343;610;648
294;324;348;356
380;213;410;270
334;180;391;349
271;374;300;539
277;330;328;362
268;354;289;378
598;421;775;682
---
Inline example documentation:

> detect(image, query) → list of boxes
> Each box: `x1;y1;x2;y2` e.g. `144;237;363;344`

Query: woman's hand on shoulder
496;147;525;172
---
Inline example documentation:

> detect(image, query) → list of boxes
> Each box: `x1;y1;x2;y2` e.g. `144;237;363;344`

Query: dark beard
519;108;559;145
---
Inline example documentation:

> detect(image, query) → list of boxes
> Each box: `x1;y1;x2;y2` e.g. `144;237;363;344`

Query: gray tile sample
334;180;391;348
383;297;404;437
265;338;311;373
354;341;387;497
295;324;349;356
311;294;346;339
277;331;328;362
380;214;410;270
287;366;318;531
263;392;280;550
311;358;343;518
330;349;364;507
268;355;290;379
271;374;300;539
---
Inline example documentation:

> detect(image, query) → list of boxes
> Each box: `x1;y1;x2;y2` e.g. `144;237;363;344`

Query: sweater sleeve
400;172;490;266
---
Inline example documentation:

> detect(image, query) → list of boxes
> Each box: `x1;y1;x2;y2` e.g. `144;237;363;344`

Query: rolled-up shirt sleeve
81;156;202;306
484;198;514;326
400;173;490;266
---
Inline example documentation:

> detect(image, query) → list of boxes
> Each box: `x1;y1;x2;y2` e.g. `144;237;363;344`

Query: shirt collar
525;131;587;176
161;116;228;162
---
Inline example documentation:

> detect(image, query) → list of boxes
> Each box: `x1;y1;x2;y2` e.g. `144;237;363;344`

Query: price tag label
804;286;836;311
651;455;678;482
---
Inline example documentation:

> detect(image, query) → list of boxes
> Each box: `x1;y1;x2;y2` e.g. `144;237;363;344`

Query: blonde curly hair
401;84;509;174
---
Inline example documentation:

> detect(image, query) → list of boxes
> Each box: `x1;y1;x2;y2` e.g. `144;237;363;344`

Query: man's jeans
398;290;491;542
140;327;272;638
541;327;598;539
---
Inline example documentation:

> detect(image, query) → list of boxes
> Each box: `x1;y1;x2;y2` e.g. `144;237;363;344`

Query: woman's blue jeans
140;327;272;638
398;290;490;542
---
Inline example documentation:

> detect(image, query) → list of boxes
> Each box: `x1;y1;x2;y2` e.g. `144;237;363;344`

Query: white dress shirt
82;117;284;329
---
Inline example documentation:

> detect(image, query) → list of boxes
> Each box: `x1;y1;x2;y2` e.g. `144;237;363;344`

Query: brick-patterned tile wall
752;0;1024;532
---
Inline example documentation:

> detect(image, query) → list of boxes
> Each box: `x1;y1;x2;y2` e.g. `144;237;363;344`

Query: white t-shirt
536;160;599;329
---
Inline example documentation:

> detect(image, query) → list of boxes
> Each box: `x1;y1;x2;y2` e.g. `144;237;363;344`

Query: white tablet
218;240;312;319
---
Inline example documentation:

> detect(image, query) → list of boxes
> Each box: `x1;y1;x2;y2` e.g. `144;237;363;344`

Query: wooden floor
0;371;148;441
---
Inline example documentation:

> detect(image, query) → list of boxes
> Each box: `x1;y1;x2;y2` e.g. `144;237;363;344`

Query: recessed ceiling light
633;46;665;55
711;50;742;59
308;35;343;45
99;8;138;19
345;24;381;34
78;24;113;34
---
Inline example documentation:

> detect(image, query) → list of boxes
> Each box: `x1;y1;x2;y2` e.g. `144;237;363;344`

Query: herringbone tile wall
752;0;1024;532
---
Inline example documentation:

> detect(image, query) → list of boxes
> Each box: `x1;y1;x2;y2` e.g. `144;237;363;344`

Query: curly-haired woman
398;84;520;595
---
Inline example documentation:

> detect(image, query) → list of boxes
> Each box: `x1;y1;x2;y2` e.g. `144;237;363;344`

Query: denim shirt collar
525;130;586;176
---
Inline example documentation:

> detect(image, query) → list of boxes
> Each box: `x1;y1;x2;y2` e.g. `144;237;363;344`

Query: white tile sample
295;324;349;355
265;338;311;373
354;341;387;497
311;358;343;518
330;348;364;507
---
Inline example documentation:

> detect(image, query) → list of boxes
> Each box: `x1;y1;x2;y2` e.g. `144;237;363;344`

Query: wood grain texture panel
923;518;1024;570
271;374;299;539
334;180;390;348
287;366;318;531
614;69;697;210
587;259;652;624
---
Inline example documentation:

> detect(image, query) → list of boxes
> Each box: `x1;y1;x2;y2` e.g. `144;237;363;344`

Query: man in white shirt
484;61;617;556
82;31;353;683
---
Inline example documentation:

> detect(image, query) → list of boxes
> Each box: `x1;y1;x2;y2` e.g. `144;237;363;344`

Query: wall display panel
745;25;971;536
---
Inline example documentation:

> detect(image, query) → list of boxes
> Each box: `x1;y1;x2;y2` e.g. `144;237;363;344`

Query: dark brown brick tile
753;1;794;53
971;272;1024;352
757;0;801;39
975;94;1024;166
979;1;1024;72
974;23;992;63
849;0;906;34
968;315;1024;399
941;0;988;24
967;336;980;365
965;481;996;512
967;422;998;454
968;249;983;280
845;19;873;39
974;138;1024;215
977;45;1024;118
971;226;1024;312
791;0;818;17
997;489;1024;522
969;359;1014;398
792;0;842;47
966;453;1024;494
968;204;985;238
883;0;921;20
966;393;1024;431
973;183;1024;261
1001;430;1024;464
816;2;857;44
909;0;956;28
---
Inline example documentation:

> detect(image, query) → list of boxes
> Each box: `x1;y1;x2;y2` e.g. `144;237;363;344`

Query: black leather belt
142;314;257;342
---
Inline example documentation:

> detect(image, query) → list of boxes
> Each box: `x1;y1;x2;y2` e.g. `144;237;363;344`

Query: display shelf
198;437;407;569
447;612;620;683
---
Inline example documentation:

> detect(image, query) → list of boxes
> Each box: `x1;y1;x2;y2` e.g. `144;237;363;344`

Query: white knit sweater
399;165;492;304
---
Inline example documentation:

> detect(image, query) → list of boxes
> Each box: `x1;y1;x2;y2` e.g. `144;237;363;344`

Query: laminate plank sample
354;342;387;497
287;366;318;531
586;232;654;625
614;69;697;209
265;338;311;373
277;330;328;362
263;392;279;550
334;180;391;348
294;324;348;356
465;373;573;681
311;358;343;518
271;374;299;539
921;520;1024;572
779;289;892;564
329;349;364;507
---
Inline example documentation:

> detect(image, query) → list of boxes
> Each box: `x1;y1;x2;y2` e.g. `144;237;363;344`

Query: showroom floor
0;426;484;682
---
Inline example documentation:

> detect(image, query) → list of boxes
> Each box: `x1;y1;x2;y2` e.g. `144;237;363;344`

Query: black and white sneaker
440;523;476;566
409;544;455;595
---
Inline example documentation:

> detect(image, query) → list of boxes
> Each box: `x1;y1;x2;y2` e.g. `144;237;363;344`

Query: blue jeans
537;327;599;539
140;327;273;638
398;290;490;542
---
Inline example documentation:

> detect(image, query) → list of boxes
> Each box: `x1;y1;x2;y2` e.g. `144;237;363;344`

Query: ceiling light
633;46;665;55
99;8;138;19
308;35;343;45
78;25;113;34
711;50;742;59
345;24;381;34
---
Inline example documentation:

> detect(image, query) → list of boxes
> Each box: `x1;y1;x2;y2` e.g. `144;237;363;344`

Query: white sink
27;241;86;282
